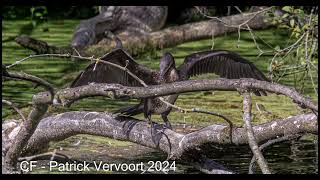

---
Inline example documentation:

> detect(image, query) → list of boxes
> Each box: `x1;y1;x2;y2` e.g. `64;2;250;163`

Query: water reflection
199;140;318;174
121;139;317;174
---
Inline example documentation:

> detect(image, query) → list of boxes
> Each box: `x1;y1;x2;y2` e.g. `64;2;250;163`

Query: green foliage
266;6;318;96
30;6;48;28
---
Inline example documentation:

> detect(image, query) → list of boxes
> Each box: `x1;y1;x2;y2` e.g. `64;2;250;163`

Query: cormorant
71;48;269;128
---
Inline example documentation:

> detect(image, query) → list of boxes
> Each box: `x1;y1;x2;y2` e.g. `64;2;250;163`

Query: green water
2;19;318;174
25;135;317;174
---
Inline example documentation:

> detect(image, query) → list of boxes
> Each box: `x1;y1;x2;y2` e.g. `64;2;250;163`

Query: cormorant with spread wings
71;48;269;128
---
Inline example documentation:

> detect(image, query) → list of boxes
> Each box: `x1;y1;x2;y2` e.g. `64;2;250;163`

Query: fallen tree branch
2;112;316;162
14;10;272;56
15;35;70;55
242;91;271;174
3;92;51;173
2;100;26;122
54;79;318;112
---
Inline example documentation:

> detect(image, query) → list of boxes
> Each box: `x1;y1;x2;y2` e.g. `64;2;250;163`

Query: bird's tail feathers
114;104;144;116
253;90;267;96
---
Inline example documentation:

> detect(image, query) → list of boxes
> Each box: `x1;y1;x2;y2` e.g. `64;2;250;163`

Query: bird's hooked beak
159;52;175;83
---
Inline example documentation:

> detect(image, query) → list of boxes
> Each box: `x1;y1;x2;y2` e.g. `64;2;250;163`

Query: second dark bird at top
70;48;269;128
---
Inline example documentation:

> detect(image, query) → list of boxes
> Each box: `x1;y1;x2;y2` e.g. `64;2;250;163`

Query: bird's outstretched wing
70;48;156;87
178;50;269;96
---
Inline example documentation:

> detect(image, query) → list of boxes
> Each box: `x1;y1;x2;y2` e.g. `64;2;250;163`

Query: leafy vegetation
266;6;318;96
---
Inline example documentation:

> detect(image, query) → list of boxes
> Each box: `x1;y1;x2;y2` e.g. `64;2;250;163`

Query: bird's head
159;52;175;82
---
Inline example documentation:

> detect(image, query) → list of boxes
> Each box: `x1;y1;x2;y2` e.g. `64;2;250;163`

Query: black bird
71;49;269;128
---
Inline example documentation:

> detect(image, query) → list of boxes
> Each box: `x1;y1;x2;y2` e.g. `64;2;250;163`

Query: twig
242;91;271;174
304;8;318;97
18;151;70;162
191;108;234;143
308;38;318;71
50;149;57;161
158;97;234;142
194;6;238;28
195;5;272;52
268;32;307;81
3;71;55;99
194;6;272;29
234;6;270;52
248;134;302;174
72;47;81;57
2;99;27;121
246;24;264;53
92;56;99;71
237;25;241;48
235;6;273;27
211;29;215;50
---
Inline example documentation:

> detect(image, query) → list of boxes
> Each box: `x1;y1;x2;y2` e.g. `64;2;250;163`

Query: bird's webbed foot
163;121;172;130
161;114;172;129
145;113;161;145
145;113;153;125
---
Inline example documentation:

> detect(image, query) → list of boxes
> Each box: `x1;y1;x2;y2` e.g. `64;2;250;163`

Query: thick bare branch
2;112;316;162
54;79;318;112
242;92;271;174
15;35;70;55
3;92;50;173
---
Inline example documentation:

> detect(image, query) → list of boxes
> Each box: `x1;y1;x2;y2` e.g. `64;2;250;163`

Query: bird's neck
164;67;179;83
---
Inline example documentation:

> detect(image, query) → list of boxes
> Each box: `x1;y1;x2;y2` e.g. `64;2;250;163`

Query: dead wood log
71;6;168;48
2;112;317;161
15;10;272;56
54;79;318;112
